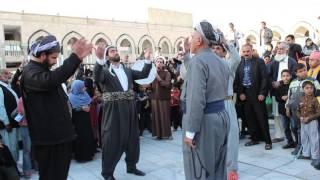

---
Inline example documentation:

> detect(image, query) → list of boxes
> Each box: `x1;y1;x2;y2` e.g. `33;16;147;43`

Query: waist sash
102;90;135;101
182;100;225;114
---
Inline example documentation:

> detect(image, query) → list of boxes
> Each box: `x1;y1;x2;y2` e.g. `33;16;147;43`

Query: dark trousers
101;107;140;179
34;142;73;180
0;166;19;180
236;100;248;133
138;110;151;135
280;115;295;144
170;105;182;129
243;97;272;144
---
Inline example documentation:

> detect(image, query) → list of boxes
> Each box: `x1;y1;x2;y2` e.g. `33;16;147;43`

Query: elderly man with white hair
268;42;297;149
182;20;230;180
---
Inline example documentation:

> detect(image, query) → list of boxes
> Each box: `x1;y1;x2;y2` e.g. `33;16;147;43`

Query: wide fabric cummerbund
182;100;225;114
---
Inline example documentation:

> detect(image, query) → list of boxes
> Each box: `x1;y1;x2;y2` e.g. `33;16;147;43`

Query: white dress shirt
96;58;151;91
277;56;289;81
111;64;128;91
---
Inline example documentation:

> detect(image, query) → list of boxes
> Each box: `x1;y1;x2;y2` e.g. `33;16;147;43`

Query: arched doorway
116;34;136;60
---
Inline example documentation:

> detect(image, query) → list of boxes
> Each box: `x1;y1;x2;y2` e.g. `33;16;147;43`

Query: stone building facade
0;8;193;68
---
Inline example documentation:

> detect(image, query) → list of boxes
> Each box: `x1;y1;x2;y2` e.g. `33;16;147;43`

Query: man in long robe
93;45;151;180
211;37;241;179
0;69;19;162
182;20;230;180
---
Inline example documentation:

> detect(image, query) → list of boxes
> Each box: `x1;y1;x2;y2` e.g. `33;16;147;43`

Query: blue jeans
19;127;32;172
290;109;301;148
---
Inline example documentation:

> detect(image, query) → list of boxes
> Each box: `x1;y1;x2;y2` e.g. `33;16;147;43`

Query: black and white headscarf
29;35;60;57
194;20;222;44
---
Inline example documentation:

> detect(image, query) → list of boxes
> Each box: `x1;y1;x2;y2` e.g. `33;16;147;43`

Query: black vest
0;84;19;128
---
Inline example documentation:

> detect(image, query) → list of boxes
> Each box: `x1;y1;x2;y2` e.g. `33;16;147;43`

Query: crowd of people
0;20;320;180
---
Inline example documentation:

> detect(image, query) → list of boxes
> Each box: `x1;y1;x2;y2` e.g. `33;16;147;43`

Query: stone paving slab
22;129;320;180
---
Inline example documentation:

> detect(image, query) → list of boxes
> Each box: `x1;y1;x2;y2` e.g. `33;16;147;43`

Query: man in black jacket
21;35;92;180
235;44;272;150
285;34;303;62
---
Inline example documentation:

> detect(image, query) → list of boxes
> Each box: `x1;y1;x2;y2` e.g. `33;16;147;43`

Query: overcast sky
1;0;320;32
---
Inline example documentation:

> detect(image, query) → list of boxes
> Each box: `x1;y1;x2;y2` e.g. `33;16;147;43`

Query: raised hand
183;37;191;53
72;38;93;60
95;44;106;60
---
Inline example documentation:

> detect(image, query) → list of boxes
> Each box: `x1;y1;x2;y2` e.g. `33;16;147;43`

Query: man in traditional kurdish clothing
211;32;241;179
94;45;152;180
21;35;93;180
0;69;19;162
182;20;230;180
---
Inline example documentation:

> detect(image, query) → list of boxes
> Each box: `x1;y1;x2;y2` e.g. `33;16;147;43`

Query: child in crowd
286;63;320;155
137;86;151;136
170;82;182;131
17;97;32;178
275;70;296;149
296;81;320;169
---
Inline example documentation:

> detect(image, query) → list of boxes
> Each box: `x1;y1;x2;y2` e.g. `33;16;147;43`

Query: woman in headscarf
69;80;95;162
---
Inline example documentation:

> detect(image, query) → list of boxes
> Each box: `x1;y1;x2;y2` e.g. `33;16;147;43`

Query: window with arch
142;40;153;52
161;41;170;55
95;38;107;46
119;39;132;54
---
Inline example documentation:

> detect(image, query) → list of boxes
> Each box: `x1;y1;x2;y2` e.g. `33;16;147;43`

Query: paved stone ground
23;126;320;180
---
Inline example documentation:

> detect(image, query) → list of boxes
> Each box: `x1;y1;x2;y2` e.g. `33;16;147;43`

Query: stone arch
158;36;172;56
243;30;258;45
115;34;136;59
91;32;112;46
27;29;50;53
138;35;156;54
173;37;184;53
61;31;82;56
291;21;317;45
270;26;285;42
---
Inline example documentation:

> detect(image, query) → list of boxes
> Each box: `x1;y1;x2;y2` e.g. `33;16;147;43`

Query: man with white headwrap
182;20;230;180
94;45;152;180
21;35;93;180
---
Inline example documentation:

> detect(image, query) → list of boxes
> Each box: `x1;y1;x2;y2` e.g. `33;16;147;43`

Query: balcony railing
4;41;25;57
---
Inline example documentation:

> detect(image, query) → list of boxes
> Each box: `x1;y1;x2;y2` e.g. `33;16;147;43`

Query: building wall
0;9;193;68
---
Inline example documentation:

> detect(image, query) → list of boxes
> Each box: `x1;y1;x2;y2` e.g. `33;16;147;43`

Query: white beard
274;54;287;62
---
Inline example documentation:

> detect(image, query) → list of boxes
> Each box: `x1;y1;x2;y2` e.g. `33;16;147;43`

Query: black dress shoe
244;141;259;146
282;143;296;149
291;147;301;155
127;168;146;176
265;144;272;150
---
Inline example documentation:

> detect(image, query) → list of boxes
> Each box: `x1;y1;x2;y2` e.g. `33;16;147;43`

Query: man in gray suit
182;20;230;180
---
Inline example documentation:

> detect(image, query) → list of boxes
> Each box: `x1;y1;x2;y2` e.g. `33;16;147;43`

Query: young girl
296;81;320;168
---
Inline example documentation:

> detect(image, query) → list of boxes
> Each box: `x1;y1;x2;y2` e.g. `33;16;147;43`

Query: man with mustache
234;43;272;150
94;45;152;180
